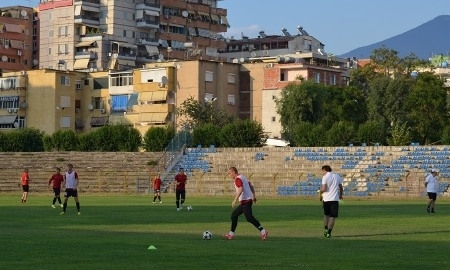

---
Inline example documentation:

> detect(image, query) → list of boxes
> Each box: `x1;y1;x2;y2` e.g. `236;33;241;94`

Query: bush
192;123;221;147
219;119;265;147
143;126;175;152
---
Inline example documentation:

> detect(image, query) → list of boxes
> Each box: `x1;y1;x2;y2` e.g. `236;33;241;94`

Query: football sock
176;201;179;208
324;226;328;230
328;229;333;235
158;196;161;201
58;197;62;204
63;203;67;212
153;197;156;202
53;198;57;204
257;226;264;231
76;202;80;211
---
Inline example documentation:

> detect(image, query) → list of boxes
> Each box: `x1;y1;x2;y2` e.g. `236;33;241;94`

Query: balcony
136;18;159;29
137;37;159;46
74;15;100;25
75;51;98;60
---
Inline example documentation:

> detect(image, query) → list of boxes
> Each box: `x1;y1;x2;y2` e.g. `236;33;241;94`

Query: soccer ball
202;231;212;240
186;205;193;211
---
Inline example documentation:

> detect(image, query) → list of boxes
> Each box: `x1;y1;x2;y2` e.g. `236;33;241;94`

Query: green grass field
1;194;449;270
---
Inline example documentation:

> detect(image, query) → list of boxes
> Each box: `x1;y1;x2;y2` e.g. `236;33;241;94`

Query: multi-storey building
38;0;228;72
0;6;39;73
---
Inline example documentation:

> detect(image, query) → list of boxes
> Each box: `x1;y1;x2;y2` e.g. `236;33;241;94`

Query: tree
387;121;413;146
290;122;326;147
276;81;327;136
325;121;356;146
406;72;448;144
192;123;221;147
357;120;387;146
219;119;266;147
143;126;175;152
177;96;235;129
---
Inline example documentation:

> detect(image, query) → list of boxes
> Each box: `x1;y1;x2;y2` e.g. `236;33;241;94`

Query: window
313;72;320;83
205;71;213;82
60;75;70;86
110;74;133;86
49;12;53;21
227;95;235;105
92;97;105;109
123;30;127;37
329;74;337;85
75;80;82;90
60;96;71;108
48;47;52;55
60;116;70;128
271;116;276;122
227;73;235;84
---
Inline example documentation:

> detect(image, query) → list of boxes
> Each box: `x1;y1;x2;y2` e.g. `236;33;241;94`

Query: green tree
276;81;327;136
291;122;326;147
406;72;447;144
325;121;356;146
357;120;387;145
387;121;413;146
177;96;235;129
219;119;266;147
143;126;175;151
192;123;221;147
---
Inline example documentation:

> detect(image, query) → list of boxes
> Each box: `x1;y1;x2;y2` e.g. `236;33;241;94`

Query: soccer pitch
1;195;449;270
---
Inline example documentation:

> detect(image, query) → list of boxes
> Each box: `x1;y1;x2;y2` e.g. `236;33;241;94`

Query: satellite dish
13;122;19;128
4;45;9;49
182;11;188;18
161;76;168;85
250;52;257;57
158;39;163;44
20;10;27;17
32;59;38;65
88;104;94;111
20;102;27;109
158;54;164;60
1;56;7;61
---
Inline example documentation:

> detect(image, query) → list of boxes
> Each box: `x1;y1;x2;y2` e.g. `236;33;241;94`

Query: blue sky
4;0;450;54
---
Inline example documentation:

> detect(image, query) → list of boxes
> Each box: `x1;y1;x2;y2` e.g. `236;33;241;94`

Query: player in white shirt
319;165;343;238
425;169;439;213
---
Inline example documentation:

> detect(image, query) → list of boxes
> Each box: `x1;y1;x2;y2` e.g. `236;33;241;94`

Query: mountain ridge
339;15;450;59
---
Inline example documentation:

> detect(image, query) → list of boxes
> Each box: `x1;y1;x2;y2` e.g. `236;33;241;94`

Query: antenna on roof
259;30;267;38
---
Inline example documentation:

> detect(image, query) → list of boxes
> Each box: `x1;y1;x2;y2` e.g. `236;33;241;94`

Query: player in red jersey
174;168;187;211
224;166;268;240
152;174;163;203
48;167;64;208
20;168;30;203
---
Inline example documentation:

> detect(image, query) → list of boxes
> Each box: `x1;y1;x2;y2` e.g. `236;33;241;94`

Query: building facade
38;0;228;72
0;6;39;73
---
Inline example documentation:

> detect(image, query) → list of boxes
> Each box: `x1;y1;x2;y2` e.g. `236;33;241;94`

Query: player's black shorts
427;192;437;200
323;201;339;218
53;188;61;196
22;185;29;192
64;188;78;198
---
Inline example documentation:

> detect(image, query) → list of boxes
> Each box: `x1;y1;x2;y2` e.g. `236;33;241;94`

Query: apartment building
38;0;228;72
0;6;39;73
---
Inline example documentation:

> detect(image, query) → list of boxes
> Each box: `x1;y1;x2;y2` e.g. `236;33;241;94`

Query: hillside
340;15;450;59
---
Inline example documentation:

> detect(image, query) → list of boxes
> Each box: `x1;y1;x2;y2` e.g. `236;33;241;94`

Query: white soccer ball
202;231;212;240
186;205;193;211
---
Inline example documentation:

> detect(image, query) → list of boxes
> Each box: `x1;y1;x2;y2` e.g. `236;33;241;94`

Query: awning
145;45;159;55
139;113;167;123
118;60;135;67
136;10;144;19
109;58;118;70
197;11;210;17
144;10;159;16
74;5;82;16
112;42;137;50
9;40;23;49
90;116;108;127
73;59;90;69
81;5;99;12
188;27;197;36
75;41;95;47
4;23;22;33
210;14;220;22
0;115;17;124
220;16;230;27
140;91;167;102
